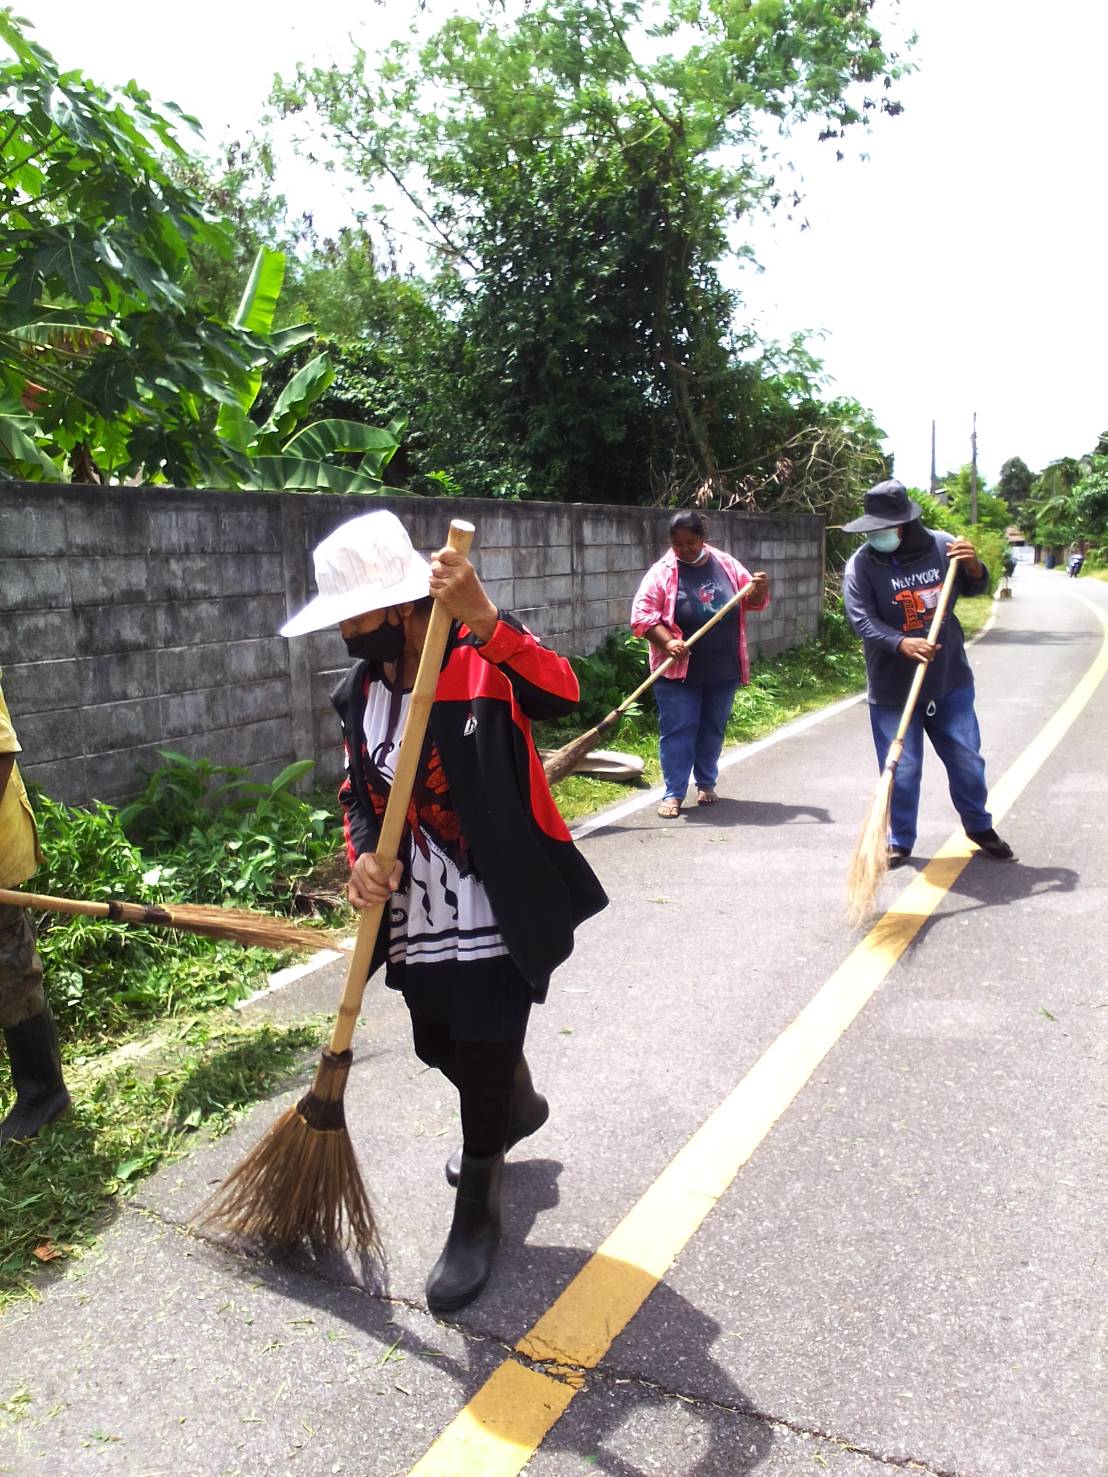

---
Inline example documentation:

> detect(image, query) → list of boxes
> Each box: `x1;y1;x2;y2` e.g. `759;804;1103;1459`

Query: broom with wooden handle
196;518;475;1257
543;579;758;785
845;555;962;925
0;887;350;954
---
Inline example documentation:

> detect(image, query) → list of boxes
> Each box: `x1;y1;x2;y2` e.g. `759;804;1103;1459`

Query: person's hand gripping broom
196;519;476;1257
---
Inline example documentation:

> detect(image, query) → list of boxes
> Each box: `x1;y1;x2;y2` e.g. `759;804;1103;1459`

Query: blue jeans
654;679;740;801
869;681;992;852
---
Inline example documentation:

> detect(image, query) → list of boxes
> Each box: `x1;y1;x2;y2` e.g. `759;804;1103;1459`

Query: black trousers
410;1015;527;1158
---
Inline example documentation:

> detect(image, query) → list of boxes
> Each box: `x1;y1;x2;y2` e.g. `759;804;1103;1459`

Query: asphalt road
1;564;1104;1477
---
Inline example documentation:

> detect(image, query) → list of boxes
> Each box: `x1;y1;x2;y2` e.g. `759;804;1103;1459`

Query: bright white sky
17;0;1108;489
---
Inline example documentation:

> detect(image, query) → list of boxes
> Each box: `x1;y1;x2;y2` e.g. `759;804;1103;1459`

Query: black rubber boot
1;1007;71;1148
426;1151;503;1313
445;1055;549;1186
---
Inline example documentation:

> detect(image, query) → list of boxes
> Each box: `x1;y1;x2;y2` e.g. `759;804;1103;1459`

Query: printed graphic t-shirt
842;529;989;706
360;680;509;969
674;554;740;686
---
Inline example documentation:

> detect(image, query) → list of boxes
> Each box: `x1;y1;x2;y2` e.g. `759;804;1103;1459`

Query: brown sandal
696;789;718;806
657;797;681;818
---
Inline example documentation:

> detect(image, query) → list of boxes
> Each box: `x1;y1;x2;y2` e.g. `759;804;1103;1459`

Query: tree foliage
1021;446;1108;555
996;454;1034;514
0;9;266;484
214;246;407;493
0;13;407;495
272;0;909;505
937;464;1011;533
1021;457;1083;547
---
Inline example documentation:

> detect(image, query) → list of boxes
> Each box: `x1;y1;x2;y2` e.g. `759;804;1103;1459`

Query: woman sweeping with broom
275;510;606;1312
630;511;770;818
842;480;1015;875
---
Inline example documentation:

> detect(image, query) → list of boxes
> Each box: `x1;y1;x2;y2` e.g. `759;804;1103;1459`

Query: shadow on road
592;797;833;836
944;858;1079;912
682;797;832;828
878;861;1080;962
203;1156;775;1474
978;627;1098;646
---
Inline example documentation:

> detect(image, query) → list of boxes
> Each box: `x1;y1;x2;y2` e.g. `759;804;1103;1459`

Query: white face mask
866;528;901;553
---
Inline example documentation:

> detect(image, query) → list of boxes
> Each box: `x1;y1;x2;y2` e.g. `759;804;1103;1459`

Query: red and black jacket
332;610;608;1001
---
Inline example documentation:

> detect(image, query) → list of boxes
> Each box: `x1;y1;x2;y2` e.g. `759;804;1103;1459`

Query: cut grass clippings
0;1012;327;1309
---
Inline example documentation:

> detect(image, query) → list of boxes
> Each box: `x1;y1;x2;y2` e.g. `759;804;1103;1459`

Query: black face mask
343;619;404;664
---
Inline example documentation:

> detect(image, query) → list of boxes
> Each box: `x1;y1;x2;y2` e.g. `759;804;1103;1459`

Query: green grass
0;1012;327;1309
958;591;996;640
0;756;355;1310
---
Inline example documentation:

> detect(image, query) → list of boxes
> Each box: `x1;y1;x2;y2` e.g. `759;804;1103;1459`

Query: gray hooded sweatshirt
843;525;989;707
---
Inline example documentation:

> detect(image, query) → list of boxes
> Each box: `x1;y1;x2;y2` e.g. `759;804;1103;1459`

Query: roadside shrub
118;752;335;909
915;492;1007;592
564;630;651;732
24;754;345;1041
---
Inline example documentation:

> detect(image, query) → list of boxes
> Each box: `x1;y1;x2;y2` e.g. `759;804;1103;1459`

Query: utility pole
970;411;979;526
930;419;940;495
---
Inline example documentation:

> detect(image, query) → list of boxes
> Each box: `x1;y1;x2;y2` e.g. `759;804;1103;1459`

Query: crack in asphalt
573;1360;970;1476
141;1207;969;1476
136;1202;525;1362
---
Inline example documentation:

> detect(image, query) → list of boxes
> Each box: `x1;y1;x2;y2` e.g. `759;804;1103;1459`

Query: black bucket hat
842;479;922;533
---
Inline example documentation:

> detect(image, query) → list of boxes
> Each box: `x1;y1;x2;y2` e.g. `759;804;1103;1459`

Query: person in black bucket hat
841;479;923;534
842;479;1015;867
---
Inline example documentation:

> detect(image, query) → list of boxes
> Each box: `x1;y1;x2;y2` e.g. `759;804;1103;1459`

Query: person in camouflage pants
1;668;70;1146
0;903;46;1021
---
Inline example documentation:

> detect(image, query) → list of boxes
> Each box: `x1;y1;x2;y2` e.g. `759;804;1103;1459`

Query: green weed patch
29;760;341;1044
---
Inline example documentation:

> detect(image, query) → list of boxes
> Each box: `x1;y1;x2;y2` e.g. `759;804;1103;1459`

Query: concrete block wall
0;482;824;804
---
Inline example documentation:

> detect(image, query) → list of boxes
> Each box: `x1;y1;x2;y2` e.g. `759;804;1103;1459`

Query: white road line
235;945;348;1011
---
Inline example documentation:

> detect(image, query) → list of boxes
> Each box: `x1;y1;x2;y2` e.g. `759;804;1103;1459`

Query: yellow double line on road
409;594;1108;1477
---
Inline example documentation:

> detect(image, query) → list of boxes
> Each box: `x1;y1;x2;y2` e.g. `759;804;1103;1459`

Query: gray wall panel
1;481;824;803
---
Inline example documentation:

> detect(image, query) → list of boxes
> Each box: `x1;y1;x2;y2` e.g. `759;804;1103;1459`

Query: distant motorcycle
1068;554;1085;578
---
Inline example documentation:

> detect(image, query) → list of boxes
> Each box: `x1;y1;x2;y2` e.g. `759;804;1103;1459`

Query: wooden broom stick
845;556;962;925
196;518;475;1256
0;886;348;954
543;579;757;785
324;526;474;1057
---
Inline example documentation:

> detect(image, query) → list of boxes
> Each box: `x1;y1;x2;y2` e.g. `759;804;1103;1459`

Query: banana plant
216;247;408;495
0;390;63;478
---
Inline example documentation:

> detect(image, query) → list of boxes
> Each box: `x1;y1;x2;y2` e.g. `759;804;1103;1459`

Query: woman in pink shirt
630;512;770;817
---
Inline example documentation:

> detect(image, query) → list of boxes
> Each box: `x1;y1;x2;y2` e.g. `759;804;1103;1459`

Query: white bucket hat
280;509;431;637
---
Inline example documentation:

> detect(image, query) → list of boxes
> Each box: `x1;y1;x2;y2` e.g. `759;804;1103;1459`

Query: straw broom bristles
845;757;897;926
543;711;623;785
112;901;347;952
0;887;348;955
194;1049;381;1257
